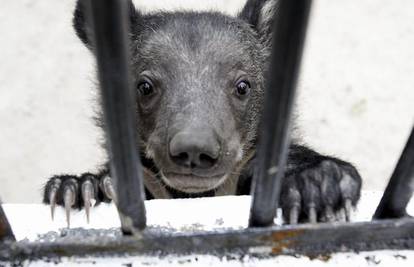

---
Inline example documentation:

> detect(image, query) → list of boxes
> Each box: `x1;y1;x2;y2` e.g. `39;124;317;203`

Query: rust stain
262;229;305;254
271;240;295;254
271;229;304;241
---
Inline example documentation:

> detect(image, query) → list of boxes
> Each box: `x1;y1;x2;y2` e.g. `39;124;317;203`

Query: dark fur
43;0;362;223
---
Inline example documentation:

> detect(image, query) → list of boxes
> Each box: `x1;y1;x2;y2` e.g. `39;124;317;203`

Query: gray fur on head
73;0;280;193
238;0;279;46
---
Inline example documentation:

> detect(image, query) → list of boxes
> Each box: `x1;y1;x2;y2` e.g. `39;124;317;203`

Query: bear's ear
73;0;141;49
238;0;279;46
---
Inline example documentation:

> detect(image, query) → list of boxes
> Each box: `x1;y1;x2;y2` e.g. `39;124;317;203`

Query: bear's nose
169;128;220;170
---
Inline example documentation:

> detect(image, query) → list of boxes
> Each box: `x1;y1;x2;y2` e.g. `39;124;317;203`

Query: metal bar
373;126;414;219
249;0;313;227
2;219;414;261
87;0;146;233
0;203;15;242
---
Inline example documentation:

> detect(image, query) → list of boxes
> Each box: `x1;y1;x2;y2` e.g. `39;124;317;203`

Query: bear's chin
160;172;228;194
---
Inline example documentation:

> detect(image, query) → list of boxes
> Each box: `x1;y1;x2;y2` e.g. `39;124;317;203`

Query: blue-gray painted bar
374;126;414;219
0;203;15;242
249;0;313;227
87;0;146;233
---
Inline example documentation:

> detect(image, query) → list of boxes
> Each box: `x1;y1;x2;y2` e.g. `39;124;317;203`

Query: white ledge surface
2;191;414;266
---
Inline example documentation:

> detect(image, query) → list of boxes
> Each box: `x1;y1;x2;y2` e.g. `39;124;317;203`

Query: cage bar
249;0;313;227
373;126;414;219
2;219;414;261
87;0;146;233
0;203;15;242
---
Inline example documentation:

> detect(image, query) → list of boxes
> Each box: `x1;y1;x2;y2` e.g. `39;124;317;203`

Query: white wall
0;0;413;202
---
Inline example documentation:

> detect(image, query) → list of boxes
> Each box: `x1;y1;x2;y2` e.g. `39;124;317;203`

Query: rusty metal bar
374;126;414;219
0;203;15;243
249;0;313;227
2;219;414;261
87;0;146;233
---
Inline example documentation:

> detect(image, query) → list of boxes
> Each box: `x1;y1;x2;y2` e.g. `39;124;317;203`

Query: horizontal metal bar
249;0;313;227
0;203;15;242
373;126;414;219
2;219;414;261
87;0;146;233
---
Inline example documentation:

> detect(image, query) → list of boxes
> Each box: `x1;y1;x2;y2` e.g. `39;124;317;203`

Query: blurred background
0;0;413;203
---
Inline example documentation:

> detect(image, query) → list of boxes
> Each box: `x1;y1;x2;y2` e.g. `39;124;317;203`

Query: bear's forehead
137;13;256;71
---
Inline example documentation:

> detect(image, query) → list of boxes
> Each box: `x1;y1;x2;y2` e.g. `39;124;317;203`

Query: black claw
48;178;61;220
336;208;346;222
101;175;116;204
323;206;335;222
63;188;74;228
301;177;320;224
81;180;94;223
344;198;352;222
308;206;317;223
62;180;77;228
284;187;301;225
50;189;57;220
289;206;299;224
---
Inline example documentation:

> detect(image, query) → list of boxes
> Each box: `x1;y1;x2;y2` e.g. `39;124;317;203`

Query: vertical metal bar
87;0;146;234
373;126;414;219
249;0;312;227
0;202;15;242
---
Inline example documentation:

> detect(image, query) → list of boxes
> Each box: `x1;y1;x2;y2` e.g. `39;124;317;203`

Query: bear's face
74;0;277;193
131;12;266;193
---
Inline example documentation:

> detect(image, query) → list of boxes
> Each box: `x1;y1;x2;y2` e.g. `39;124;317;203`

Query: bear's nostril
169;128;221;170
172;152;191;167
177;152;189;161
198;153;217;169
170;150;218;169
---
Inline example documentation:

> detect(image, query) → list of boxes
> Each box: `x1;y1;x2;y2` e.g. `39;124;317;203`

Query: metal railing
0;204;15;243
1;0;414;261
249;0;312;227
374;127;414;219
87;0;147;235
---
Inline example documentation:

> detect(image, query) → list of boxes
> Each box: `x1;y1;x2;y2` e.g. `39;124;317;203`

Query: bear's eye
137;81;154;96
235;80;251;97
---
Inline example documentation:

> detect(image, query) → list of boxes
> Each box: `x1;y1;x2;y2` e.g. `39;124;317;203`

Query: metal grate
373;126;414;219
87;0;147;235
0;204;15;243
248;0;312;227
